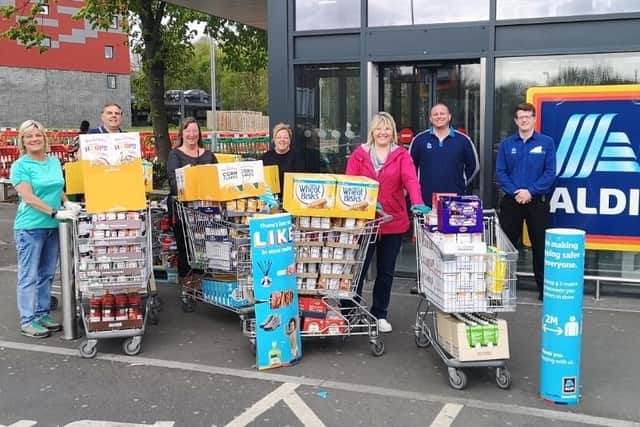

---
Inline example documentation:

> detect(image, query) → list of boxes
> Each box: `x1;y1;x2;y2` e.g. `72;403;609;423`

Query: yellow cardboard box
435;312;510;362
214;153;241;163
82;159;147;213
65;161;152;195
264;165;280;194
332;174;379;219
283;173;336;217
177;161;265;202
64;162;84;195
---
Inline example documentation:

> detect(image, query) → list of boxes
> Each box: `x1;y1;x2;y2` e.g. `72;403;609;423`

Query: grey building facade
0;66;131;129
261;0;640;277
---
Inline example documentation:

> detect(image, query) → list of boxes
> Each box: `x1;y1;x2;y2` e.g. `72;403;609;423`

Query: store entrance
379;61;483;275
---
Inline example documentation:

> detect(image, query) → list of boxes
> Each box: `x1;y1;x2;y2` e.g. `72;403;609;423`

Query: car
164;90;182;102
183;89;211;104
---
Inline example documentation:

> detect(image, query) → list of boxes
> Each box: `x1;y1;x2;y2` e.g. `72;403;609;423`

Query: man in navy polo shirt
409;103;480;207
89;103;123;134
496;102;556;301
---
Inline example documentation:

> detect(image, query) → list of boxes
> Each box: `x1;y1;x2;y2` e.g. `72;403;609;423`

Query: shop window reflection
295;64;361;174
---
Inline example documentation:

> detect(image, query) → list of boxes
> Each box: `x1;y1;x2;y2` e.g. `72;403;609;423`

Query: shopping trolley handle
376;209;393;224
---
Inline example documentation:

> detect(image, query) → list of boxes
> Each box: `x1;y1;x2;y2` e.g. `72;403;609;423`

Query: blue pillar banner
250;213;302;370
540;228;585;405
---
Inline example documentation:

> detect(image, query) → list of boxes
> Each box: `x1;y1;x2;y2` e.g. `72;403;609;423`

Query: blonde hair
367;112;398;146
17;120;48;155
272;122;292;142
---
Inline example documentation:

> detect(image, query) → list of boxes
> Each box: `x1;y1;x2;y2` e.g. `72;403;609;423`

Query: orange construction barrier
0;145;20;178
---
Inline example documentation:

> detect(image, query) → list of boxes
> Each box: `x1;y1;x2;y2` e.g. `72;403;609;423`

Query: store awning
167;0;267;30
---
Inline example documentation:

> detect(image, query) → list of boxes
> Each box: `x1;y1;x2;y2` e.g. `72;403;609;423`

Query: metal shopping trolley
175;201;255;317
413;211;518;389
73;207;155;358
242;214;391;357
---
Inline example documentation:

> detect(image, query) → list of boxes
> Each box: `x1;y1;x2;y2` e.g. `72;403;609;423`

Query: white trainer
377;318;392;333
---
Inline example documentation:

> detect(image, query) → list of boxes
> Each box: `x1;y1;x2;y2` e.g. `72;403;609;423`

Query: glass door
380;61;482;275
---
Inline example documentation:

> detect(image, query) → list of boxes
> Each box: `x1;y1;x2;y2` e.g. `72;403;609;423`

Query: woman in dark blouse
259;122;303;196
166;117;217;289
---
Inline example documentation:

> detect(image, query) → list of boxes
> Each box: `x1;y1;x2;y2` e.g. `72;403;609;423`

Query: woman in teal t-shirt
10;120;80;338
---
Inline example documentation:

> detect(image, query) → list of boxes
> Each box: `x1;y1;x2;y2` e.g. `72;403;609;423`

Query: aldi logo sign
527;85;640;251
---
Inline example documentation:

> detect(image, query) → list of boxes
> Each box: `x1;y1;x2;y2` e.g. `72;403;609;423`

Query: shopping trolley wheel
414;332;431;348
79;340;97;359
50;296;59;311
496;367;512;390
370;339;385;357
448;368;467;390
181;297;195;312
123;337;142;356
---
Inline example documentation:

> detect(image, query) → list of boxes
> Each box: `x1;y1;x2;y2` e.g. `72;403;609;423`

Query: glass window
40;37;51;48
295;63;361;173
494;52;640;278
107;75;117;89
104;45;114;59
110;17;119;29
295;0;361;31
38;4;49;15
368;0;412;27
498;0;640;20
413;0;489;24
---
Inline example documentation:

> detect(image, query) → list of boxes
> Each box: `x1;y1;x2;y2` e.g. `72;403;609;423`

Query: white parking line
224;383;325;427
1;340;638;427
429;403;464;427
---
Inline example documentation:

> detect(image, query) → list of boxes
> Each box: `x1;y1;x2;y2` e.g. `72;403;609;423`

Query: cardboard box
177;161;265;202
436;312;509;362
302;317;325;334
264;165;280;194
82;159;146;213
332;174;379;219
283;173;336;217
437;195;483;234
66;160;152;195
432;192;457;212
299;296;327;318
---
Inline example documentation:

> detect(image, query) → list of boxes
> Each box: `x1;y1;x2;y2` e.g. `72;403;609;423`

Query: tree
1;2;268;163
2;0;207;164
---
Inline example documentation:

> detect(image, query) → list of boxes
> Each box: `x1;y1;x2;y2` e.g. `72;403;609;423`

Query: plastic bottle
101;292;115;321
115;294;129;321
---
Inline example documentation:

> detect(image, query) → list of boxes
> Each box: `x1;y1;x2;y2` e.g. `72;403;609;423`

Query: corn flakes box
283;173;336;217
177;161;265;202
332;174;379;219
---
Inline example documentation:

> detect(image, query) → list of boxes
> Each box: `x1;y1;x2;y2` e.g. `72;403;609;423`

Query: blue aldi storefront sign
527;86;640;251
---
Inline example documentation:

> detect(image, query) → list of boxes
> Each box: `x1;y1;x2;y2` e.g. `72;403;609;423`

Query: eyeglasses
516;115;535;121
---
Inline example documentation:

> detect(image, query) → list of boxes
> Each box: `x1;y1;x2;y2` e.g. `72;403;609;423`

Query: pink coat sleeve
399;151;424;205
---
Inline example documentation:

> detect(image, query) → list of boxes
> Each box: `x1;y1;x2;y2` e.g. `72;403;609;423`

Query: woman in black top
166;117;217;289
259;122;304;196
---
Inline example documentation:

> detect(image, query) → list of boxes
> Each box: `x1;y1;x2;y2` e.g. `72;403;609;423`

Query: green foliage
1;3;50;52
206;17;267;73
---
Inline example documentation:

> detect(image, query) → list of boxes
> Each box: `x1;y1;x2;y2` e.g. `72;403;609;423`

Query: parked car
183;89;211;104
165;90;183;102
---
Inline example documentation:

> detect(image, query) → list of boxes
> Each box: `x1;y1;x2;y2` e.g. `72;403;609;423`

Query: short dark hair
514;102;536;118
80;120;90;133
177;117;204;148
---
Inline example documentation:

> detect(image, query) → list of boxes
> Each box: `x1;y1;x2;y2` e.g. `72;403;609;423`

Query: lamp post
210;35;217;149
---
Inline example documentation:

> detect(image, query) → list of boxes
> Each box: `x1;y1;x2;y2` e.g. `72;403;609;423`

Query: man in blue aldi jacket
496;102;556;301
89;103;124;134
409;103;480;207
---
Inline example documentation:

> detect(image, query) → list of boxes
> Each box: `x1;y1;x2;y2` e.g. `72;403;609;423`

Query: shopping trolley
242;214;391;357
72;207;155;358
413;210;518;389
175;201;255;317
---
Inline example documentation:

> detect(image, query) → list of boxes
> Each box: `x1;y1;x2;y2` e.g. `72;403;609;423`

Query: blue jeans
355;233;403;319
15;228;59;325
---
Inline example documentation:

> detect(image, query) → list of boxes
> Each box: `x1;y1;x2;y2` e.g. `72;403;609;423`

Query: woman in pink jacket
346;112;430;332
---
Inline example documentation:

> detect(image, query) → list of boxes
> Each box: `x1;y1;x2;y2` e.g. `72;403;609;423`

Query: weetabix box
283;173;336;217
332;174;379;219
177;161;265;202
